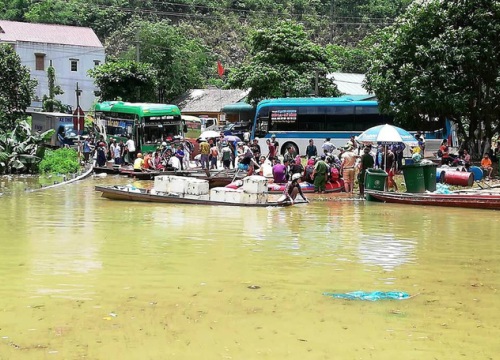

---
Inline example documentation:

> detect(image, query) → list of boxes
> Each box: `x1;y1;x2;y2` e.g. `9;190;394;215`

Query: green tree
365;0;500;150
228;21;340;103
0;44;37;132
105;19;211;102
88;60;158;102
42;65;65;112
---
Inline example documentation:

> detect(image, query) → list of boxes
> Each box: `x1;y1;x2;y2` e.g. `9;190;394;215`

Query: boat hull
365;190;500;210
95;186;292;207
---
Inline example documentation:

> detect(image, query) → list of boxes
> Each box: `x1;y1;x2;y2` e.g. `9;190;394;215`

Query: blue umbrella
356;124;418;146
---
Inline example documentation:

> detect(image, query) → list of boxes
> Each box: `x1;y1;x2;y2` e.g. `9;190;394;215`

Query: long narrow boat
267;180;345;194
95;185;293;207
365;189;500;210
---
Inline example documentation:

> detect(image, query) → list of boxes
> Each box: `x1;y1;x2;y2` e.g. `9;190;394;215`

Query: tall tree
365;0;500;150
88;60;158;102
228;21;340;103
0;44;37;132
105;19;211;102
42;65;65;113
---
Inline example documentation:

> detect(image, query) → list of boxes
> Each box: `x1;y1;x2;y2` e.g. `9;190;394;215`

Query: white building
0;20;105;112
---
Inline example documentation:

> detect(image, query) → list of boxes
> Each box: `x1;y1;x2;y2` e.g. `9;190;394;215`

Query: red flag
217;60;225;78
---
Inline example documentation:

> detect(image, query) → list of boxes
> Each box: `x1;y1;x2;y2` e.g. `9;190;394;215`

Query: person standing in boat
280;173;309;204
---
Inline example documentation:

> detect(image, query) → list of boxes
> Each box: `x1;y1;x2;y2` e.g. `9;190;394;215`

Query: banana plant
0;120;54;174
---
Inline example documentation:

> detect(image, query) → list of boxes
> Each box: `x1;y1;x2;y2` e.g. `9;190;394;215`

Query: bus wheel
282;142;299;156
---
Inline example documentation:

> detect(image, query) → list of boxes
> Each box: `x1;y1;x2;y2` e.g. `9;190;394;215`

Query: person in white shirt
125;136;136;163
322;138;336;155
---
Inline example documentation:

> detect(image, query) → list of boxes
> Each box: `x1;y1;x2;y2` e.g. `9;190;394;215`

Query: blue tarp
323;291;411;301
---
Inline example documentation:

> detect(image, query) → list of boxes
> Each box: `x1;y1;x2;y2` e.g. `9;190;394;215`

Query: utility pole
330;0;334;42
75;82;83;153
135;30;140;63
315;70;319;96
135;30;141;101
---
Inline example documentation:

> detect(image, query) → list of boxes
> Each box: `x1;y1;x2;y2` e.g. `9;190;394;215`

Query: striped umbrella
356;124;418;146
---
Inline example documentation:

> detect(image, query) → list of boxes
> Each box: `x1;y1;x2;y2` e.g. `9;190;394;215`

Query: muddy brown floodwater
0;175;499;359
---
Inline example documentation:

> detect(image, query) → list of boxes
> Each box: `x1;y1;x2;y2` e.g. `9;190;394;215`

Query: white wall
15;41;105;111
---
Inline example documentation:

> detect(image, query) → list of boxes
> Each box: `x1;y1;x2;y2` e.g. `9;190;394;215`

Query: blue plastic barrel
436;168;446;183
469;166;483;181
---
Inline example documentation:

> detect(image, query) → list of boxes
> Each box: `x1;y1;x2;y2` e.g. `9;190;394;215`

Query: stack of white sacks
210;175;268;204
153;175;210;200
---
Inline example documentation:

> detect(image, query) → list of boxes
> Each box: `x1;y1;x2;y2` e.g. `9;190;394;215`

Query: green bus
94;101;186;153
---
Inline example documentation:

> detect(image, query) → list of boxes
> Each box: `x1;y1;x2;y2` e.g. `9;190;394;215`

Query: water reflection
0;175;500;359
357;234;416;272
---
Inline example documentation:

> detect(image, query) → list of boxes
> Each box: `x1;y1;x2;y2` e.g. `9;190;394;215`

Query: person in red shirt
481;153;493;179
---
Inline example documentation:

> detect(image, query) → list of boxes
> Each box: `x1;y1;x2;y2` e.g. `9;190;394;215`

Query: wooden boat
93;165;123;174
365;189;500;210
125;170;241;188
95;185;293;207
267;180;344;194
226;179;344;194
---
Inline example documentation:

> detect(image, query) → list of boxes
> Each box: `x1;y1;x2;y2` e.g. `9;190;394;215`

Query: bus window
325;106;355;131
254;117;269;137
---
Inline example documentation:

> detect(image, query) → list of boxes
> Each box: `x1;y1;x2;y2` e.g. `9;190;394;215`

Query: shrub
39;148;80;174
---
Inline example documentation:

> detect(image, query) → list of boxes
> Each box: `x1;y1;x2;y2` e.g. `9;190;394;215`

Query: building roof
327;72;371;96
0;20;103;48
175;89;250;113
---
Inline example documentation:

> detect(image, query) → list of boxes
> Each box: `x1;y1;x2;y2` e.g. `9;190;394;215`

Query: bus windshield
94;101;183;153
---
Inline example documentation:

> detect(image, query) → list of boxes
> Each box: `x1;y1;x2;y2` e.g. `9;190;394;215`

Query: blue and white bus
250;97;455;156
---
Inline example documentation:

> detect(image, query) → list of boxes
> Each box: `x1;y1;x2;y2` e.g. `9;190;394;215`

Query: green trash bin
365;168;388;191
402;164;425;193
422;163;438;192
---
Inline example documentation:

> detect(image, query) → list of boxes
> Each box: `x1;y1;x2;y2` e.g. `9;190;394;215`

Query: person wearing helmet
280;172;308;204
133;152;144;172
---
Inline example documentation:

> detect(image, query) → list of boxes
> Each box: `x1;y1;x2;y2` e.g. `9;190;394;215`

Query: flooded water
0;175;499;359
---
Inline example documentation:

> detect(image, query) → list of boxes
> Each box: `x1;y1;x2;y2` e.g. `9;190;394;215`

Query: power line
91;2;394;25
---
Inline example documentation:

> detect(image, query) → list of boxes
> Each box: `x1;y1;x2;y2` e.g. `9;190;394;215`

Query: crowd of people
84;129;500;200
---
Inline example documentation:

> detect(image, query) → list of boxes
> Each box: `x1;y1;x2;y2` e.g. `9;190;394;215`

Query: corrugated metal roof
327;72;371;96
175;89;250;112
0;20;103;48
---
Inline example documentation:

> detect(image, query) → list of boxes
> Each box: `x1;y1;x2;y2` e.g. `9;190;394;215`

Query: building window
35;53;45;71
93;60;101;67
70;59;79;72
